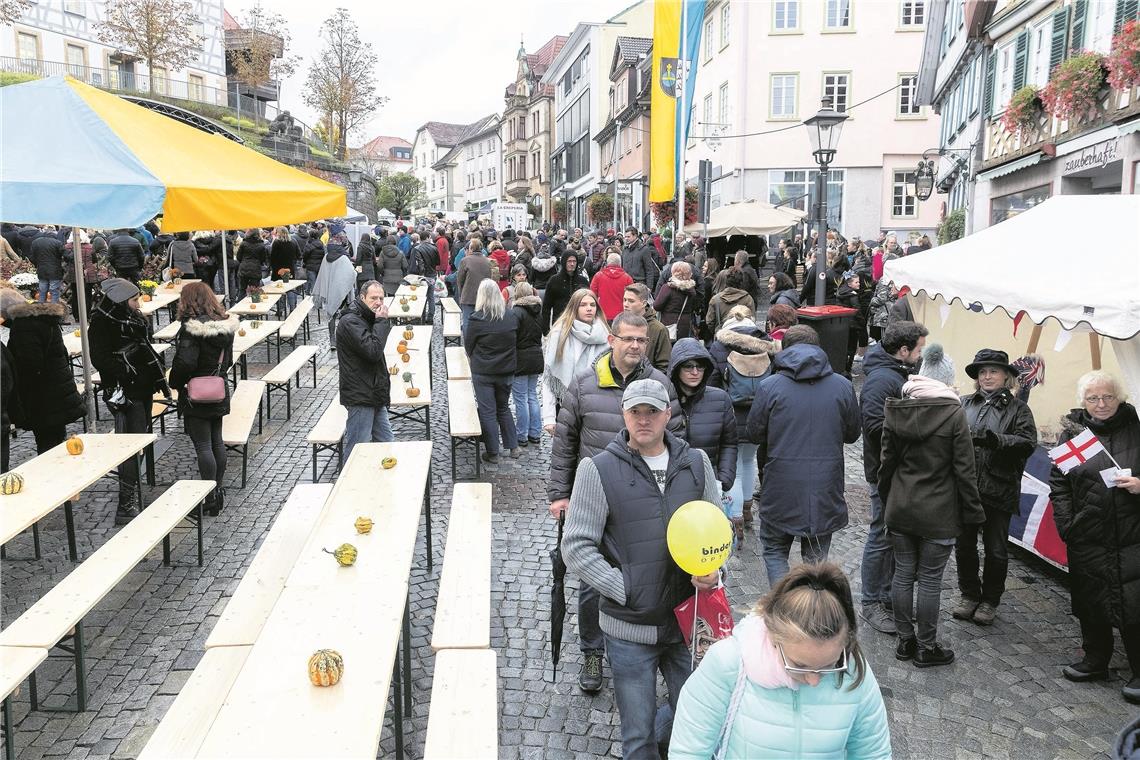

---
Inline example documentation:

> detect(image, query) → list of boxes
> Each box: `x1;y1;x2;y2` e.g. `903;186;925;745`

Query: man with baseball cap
563;378;721;759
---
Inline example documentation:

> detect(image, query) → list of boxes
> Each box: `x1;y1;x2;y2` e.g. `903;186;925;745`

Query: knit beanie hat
919;343;956;387
101;278;140;304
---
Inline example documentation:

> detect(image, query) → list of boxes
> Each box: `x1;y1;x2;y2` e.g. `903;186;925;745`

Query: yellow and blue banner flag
649;0;707;204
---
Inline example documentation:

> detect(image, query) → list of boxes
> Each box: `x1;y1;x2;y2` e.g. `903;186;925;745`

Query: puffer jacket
529;246;558;290
589;264;634;320
670;615;892;760
29;234;65;280
355;238;377;284
5;301;85;429
167;240;199;276
669;338;738;490
746;344;861;536
961;388;1037;512
107;233;145;275
168;315;239;419
237;236;268;279
88;296;166;402
302;237;326;273
378;243;407;296
512;295;544;376
464;308;519;376
771;288;800;308
707;324;774;437
879;394;985;539
547;352;682;501
859;343;913;483
1050;404;1140;629
334;298;392;408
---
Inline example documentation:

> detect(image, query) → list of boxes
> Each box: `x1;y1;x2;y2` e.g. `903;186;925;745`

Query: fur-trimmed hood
181;315;241;337
667;277;697;292
513;294;542;309
6;300;68;321
715;326;774;355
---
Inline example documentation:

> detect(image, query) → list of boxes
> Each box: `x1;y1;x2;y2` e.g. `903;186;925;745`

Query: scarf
720;315;757;332
734;616;798;690
902;374;960;401
543;318;609;401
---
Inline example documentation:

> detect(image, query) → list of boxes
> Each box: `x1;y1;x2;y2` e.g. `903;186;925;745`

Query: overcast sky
226;0;633;146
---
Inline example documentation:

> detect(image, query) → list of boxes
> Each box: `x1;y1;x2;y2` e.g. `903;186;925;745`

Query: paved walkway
1;310;1132;759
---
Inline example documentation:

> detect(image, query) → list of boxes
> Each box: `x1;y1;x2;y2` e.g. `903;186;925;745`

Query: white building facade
411;122;467;214
457;117;503;212
684;0;942;240
3;0;228;105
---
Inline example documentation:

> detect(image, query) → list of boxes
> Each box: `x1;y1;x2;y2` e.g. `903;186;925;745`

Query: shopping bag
674;586;735;664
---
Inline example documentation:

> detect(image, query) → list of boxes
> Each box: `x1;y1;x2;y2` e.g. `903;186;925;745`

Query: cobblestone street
2;312;1135;760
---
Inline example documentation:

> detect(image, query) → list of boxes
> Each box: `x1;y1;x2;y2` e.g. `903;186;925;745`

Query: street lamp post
802;98;848;307
347;167;362;212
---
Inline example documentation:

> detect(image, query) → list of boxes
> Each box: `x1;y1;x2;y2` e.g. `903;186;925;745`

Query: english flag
1047;429;1106;474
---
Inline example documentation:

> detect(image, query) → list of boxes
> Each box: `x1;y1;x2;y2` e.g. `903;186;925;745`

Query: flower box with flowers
8;272;39;295
1042;52;1108;123
1002;86;1043;136
1108;20;1140;91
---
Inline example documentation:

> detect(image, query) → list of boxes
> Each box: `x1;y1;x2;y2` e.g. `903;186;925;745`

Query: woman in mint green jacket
670;563;892;759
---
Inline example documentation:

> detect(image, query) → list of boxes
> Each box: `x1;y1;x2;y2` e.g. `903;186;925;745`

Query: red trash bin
795;305;857;373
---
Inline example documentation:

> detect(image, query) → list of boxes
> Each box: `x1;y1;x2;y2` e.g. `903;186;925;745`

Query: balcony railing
983;83;1140;169
0;56;332;158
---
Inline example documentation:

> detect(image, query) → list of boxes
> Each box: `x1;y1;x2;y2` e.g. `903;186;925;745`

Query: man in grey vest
563;379;721;759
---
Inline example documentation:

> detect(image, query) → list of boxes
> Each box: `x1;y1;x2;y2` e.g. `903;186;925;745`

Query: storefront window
990;183;1050;225
768;169;844;229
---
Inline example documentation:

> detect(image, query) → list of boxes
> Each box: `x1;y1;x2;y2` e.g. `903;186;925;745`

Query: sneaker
972;602;997;626
914;644;955;668
517;439;529;448
528;436;543;444
951;597;980;621
481;451;500;464
579;652;603;694
509;447;523;458
896;637;917;661
1123;677;1140;704
861;603;897;635
1062;660;1109;682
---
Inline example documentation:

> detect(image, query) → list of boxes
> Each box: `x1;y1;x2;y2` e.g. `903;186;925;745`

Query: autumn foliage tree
376;173;425;219
227;4;298;125
97;0;203;95
0;0;34;25
304;8;384;161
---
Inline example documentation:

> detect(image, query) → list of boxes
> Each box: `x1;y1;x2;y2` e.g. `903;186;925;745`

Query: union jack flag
1009;447;1069;570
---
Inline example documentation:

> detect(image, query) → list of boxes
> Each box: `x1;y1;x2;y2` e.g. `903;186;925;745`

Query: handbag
666;294;689;341
186;353;225;403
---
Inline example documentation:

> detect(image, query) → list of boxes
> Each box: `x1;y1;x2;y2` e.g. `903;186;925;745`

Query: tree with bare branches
97;0;203;95
227;3;298;125
303;7;384;161
0;0;34;26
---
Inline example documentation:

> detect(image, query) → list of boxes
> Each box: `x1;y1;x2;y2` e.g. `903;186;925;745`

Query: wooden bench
1;646;49;760
205;484;331;649
423;649;498;760
431;484;492;652
447;379;482;480
443;310;462;347
153;320;181;342
0;480;215;713
439;296;460;314
222;380;265;489
137;646;250;760
445;346;471;380
261;346;318;420
306;394;346;483
273;296;314;363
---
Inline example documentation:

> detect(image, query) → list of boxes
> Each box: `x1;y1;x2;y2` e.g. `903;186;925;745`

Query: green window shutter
1071;0;1088;53
1050;6;1070;72
1012;30;1029;91
1115;0;1139;33
983;50;997;116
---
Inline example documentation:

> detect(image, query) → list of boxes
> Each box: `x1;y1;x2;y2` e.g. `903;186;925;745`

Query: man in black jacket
412;234;440;324
107;229;146;282
622;228;660;292
858;320;927;634
336;280;393;460
29;228;65;305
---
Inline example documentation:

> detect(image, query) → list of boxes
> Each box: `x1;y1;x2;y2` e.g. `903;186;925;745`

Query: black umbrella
549;514;567;680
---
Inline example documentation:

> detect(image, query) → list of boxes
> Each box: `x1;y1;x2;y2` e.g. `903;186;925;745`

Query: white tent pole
221;232;230;304
72;227;97;433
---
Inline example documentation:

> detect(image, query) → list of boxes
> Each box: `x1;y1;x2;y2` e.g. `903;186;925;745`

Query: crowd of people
3;215;1140;758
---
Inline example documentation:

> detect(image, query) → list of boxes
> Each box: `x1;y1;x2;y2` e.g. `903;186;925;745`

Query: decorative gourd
399;297;408;306
0;471;24;495
165;282;175;289
410;284;418;292
401;304;410;313
73;329;81;337
400;353;410;363
238;328;247;336
389;364;399;375
410;295;417;301
65;436;84;456
140;294;152;302
381;456;397;469
403;329;414;340
406;387;421;398
396;343;407;354
308;649;344;687
249;303;256;310
355;516;374;534
323;543;358;566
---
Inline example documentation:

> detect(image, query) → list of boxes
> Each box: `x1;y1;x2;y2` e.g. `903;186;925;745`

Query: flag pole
675;0;688;245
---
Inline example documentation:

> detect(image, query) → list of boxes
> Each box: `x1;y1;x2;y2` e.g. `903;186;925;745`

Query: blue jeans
305;270;318;295
460;304;475;335
472;374;517;455
511;374;541;440
860;483;893;606
37;279;61;304
343;405;393;462
891;532;953;648
758;520;832;588
605;635;692;760
726;443;759;520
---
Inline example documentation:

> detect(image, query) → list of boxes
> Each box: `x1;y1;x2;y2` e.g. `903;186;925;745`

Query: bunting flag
1012;310;1028;337
650;0;707;204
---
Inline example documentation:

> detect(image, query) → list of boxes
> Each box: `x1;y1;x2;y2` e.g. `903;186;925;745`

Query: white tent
683;199;806;238
883;194;1140;439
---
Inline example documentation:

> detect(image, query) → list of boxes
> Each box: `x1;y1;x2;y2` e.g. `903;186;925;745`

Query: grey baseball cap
622;379;670;411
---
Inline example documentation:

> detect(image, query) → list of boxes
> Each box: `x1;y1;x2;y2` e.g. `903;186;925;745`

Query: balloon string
690;588;700;670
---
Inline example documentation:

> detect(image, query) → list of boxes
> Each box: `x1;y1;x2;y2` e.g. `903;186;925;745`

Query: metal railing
0;56;332;156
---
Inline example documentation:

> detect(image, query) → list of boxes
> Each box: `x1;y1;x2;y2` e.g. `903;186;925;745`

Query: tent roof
0;76;345;231
883;194;1140;340
683;199;805;238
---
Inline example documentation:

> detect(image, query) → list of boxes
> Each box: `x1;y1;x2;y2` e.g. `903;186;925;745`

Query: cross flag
1048;429;1106;474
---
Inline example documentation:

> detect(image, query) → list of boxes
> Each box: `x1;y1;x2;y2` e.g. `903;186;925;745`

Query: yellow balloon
666;500;733;576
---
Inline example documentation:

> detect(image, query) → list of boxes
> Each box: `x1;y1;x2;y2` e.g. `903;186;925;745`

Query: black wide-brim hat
965;348;1018;379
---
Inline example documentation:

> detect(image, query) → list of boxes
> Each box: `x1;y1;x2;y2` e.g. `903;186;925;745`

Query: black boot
212;486;225;516
115;486;140;526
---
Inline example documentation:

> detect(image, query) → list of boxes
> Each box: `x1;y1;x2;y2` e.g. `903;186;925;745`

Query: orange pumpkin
406;387;421;398
400;353;411;363
65;436;84;456
396;344;408;355
403;329;414;340
308;649;344;687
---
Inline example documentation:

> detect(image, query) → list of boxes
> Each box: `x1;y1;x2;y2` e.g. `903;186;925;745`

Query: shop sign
1062;138;1119;175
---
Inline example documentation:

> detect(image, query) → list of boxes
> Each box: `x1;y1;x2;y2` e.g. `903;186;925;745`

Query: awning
1118;118;1140;136
976;152;1044;182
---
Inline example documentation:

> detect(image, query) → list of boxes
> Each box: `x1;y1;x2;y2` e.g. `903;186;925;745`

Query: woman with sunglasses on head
670;563;891;759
